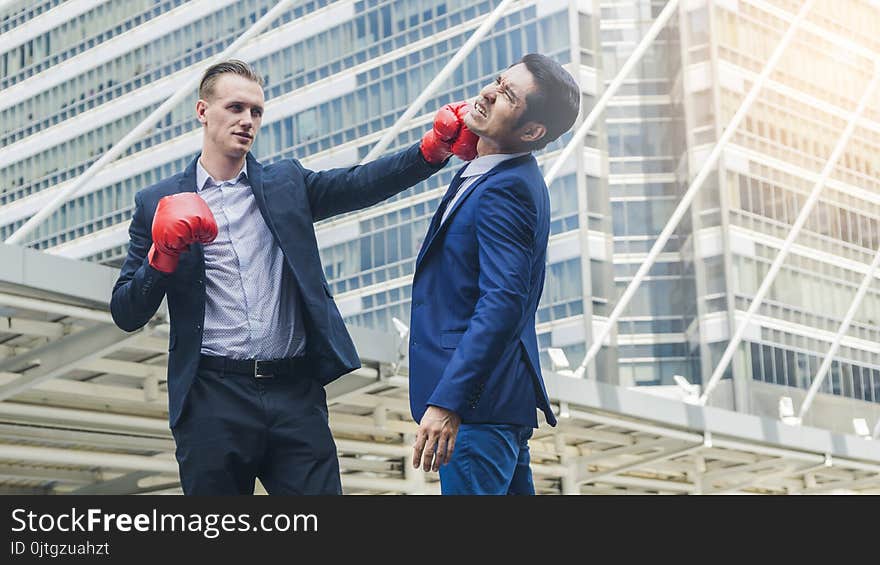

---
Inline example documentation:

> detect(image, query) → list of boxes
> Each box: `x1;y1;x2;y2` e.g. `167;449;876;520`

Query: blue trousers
439;424;535;495
171;368;341;495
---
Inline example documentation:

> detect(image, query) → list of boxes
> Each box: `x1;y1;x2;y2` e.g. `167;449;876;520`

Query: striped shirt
195;159;305;360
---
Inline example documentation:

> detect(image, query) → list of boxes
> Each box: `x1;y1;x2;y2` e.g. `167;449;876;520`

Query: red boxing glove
450;103;478;161
419;101;478;165
419;103;460;165
148;193;218;273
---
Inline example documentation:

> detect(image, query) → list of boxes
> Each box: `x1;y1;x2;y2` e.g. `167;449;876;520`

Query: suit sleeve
110;191;170;332
426;180;537;415
299;143;444;221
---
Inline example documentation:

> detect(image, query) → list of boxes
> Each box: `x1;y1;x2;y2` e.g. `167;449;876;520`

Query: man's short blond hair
198;59;264;100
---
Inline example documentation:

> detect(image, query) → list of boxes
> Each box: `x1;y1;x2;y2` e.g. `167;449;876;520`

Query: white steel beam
0;323;142;400
331;394;410;414
700;69;880;404
570;0;816;379
0;370;169;415
0;402;170;435
707;462;830;495
802;474;880;494
0;444;177;473
75;358;167;380
0;423;174;452
127;336;171;354
341;475;429;494
70;471;175;495
0;317;67;338
544;0;681;186
554;421;637;445
6;0;301;246
572;437;680;466
700;457;784;482
361;0;517;163
567;408;705;443
577;442;703;484
0;292;114;324
0;463;102;485
709;437;826;465
335;439;409;458
596;474;697;493
701;447;760;465
797;242;880;420
337;457;402;474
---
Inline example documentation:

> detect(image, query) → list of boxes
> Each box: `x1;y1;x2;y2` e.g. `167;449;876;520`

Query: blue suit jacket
111;143;440;427
408;154;557;428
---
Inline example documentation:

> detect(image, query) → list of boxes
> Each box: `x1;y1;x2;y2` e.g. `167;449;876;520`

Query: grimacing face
463;63;546;153
196;73;265;161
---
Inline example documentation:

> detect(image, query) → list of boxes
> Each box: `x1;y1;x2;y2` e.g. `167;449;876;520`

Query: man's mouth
233;132;252;141
473;100;488;119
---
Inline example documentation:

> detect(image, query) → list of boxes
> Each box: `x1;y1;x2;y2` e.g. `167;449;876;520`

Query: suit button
196;324;201;330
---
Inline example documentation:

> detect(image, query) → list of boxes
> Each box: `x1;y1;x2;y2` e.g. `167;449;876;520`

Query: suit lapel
248;155;303;259
177;155;199;194
177;156;204;265
243;154;319;302
415;167;465;267
433;173;487;233
414;154;535;272
246;153;269;227
415;171;492;271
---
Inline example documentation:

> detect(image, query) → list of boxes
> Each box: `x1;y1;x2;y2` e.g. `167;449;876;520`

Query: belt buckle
254;360;273;379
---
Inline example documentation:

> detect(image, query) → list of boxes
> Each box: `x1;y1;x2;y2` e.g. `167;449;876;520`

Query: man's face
464;63;544;152
196;74;265;160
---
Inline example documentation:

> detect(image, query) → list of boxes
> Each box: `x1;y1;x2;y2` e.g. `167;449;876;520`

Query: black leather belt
199;354;308;378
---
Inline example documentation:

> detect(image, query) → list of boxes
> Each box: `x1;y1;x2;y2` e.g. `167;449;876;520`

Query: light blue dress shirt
440;152;530;225
195;160;305;360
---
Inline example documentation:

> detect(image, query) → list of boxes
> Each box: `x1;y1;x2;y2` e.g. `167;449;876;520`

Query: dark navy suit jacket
408;154;557;428
111;143;439;427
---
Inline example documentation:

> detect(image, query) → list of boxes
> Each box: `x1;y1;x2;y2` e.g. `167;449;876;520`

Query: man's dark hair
514;53;580;150
198;59;263;100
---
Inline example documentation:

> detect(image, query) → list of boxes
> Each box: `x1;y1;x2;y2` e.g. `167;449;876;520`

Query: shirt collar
196;159;248;191
460;151;529;178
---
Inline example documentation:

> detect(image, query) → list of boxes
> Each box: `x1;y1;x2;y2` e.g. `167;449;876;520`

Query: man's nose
481;84;497;102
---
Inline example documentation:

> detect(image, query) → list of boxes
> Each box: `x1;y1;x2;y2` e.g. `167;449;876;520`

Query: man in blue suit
111;60;475;494
409;54;580;494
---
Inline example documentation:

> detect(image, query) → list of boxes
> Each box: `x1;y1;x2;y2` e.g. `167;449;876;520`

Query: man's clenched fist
419;101;479;165
148;193;218;273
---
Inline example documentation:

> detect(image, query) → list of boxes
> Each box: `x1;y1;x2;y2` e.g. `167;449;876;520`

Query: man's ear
520;122;547;144
195;99;209;125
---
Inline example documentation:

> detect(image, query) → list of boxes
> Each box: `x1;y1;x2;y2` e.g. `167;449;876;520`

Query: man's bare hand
412;406;461;472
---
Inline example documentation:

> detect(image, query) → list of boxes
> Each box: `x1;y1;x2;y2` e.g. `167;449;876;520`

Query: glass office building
2;0;879;424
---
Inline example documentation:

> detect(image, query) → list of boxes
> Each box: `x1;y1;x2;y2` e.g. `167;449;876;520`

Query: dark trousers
171;366;341;495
